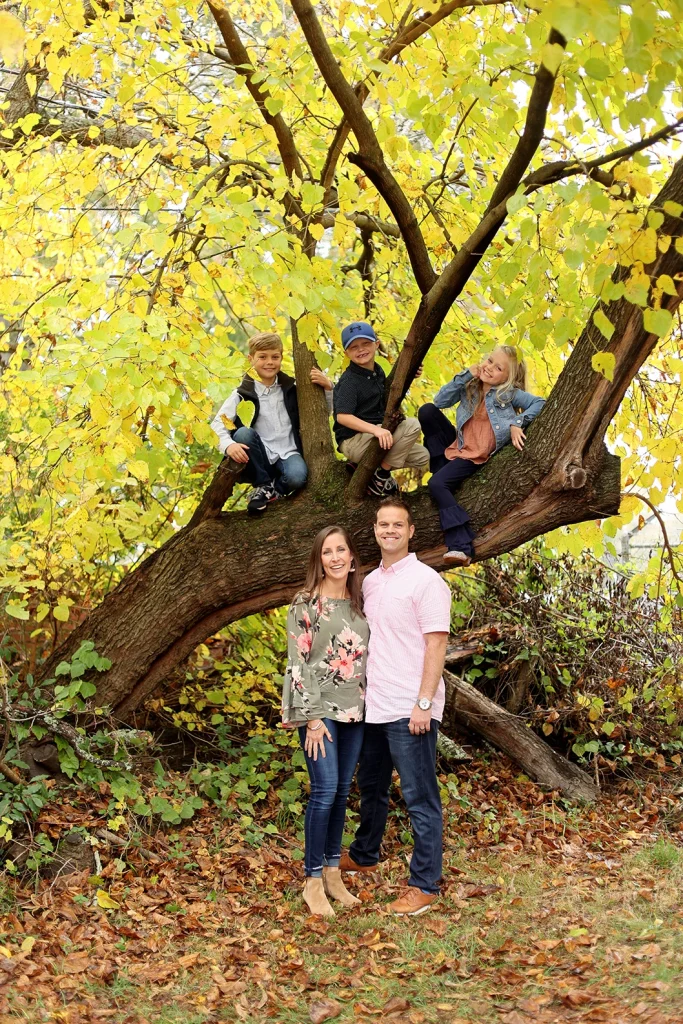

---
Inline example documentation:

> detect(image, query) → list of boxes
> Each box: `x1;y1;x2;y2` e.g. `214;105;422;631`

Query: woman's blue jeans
298;719;365;878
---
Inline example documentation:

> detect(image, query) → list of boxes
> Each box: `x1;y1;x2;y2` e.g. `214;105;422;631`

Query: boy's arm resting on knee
433;368;474;409
210;391;240;454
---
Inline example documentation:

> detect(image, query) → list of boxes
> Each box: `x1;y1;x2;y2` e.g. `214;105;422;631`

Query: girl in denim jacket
418;346;544;566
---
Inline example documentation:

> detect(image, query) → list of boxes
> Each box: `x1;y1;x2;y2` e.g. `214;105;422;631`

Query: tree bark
442;671;598;802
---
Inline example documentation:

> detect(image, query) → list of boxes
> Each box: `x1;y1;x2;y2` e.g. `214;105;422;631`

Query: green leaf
506;190;527;215
541;42;564;75
643;307;673;338
593;309;615;341
592;351;615;382
263;97;283;116
583;58;609;81
5;602;29;620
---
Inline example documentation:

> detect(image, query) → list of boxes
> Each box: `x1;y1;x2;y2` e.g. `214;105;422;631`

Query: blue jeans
349;719;442;894
298;719;365;878
232;426;308;495
418;403;478;556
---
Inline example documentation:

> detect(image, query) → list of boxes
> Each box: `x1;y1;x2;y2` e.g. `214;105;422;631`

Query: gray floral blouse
281;593;369;727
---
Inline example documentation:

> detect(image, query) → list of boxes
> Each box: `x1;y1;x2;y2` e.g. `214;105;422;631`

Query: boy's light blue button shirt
433;369;545;454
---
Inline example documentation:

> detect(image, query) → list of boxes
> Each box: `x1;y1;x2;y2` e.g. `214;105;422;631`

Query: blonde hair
465;345;527;405
248;331;283;356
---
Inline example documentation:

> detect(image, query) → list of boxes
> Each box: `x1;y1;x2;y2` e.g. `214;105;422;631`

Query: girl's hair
300;525;363;618
465;345;527;405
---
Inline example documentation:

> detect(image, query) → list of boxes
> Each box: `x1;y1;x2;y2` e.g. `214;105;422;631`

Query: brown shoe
389;887;437;916
339;852;377;874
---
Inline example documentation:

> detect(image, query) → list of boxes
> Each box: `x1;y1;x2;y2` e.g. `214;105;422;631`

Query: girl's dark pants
297;719;365;878
418;403;478;557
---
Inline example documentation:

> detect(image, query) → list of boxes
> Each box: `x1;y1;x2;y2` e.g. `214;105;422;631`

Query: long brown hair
465;344;528;406
300;525;364;618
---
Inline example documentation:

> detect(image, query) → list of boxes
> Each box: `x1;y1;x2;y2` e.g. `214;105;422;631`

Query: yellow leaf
0;946;12;959
128;460;149;481
0;12;25;65
20;936;36;954
96;889;121;910
592;352;615;382
53;604;70;622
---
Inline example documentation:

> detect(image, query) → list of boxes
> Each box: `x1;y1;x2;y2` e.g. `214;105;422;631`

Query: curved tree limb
207;2;304;183
290;0;436;294
320;0;507;203
622;492;683;594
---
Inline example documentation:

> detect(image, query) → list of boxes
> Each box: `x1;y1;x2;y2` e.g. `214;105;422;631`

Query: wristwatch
416;697;432;711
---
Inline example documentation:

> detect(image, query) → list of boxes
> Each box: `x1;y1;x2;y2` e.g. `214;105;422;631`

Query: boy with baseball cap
333;322;428;496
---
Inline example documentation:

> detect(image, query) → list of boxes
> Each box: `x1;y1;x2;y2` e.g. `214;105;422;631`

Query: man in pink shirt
340;498;450;915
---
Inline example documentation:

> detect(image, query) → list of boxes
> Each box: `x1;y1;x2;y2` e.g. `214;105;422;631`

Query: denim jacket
433;369;545;454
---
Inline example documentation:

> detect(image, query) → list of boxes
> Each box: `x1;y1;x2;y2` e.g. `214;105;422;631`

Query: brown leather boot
323;867;361;907
303;877;335;918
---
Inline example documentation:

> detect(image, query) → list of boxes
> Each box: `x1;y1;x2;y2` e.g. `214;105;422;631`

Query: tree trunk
442;671;598;802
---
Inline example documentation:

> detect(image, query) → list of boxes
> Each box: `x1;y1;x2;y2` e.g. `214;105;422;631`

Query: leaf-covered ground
2;754;683;1024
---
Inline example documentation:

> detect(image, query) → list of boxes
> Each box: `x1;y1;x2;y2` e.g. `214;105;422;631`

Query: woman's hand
305;720;333;760
510;425;526;450
469;363;482;379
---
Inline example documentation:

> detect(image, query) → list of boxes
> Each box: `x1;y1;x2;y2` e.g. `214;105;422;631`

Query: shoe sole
393;903;434;916
443;557;471;566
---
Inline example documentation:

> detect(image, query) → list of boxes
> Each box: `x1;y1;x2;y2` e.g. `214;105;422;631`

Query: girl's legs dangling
417;403;456;472
427;458;479;557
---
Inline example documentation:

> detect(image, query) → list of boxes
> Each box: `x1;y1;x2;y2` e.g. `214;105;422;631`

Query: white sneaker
443;550;472;566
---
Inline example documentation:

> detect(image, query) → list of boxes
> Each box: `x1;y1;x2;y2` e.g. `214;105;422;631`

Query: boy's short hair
248;331;283;356
376;497;414;526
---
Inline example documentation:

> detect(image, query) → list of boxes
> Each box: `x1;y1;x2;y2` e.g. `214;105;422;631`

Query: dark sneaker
389;887;437;916
247;484;279;515
366;470;395;498
339;852;378;874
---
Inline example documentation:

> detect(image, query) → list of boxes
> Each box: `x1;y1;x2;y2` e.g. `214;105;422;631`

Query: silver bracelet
307;720;323;731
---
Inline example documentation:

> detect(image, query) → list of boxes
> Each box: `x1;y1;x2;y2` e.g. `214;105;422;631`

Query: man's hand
409;705;432;735
374;426;394;450
310;367;333;391
510;425;525;451
225;441;250;464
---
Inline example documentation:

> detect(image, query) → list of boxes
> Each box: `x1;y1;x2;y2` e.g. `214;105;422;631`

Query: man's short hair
248;331;283;356
376;497;414;526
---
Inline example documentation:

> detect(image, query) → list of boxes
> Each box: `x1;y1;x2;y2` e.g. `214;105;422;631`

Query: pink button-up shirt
362;553;451;724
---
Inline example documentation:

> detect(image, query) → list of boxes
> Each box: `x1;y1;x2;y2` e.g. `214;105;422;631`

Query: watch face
418;698;431;710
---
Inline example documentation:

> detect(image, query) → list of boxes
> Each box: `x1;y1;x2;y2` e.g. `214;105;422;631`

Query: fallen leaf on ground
638;980;669;991
309;997;341;1023
383;996;410;1013
561;989;593;1008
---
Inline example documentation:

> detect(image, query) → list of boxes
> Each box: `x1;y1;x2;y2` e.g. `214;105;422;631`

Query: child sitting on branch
418;345;545;566
333;321;429;497
211;331;332;515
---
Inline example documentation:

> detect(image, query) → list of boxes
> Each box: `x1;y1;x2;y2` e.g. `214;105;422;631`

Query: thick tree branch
290;0;436;294
207;2;303;182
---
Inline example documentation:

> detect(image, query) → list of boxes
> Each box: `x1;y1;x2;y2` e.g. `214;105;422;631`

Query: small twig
622;492;683;594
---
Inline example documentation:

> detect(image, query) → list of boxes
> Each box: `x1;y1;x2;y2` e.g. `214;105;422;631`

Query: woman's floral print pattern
281;594;369;727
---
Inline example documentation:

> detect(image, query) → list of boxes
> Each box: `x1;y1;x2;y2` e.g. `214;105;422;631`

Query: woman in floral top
282;524;369;919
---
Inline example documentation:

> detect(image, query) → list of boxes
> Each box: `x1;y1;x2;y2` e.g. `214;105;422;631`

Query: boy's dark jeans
297;719;365;878
418;403;477;556
349;718;442;894
231;426;308;495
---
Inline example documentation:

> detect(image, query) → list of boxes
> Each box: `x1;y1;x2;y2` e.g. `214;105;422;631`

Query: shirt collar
379;552;416;575
348;360;381;378
254;379;280;395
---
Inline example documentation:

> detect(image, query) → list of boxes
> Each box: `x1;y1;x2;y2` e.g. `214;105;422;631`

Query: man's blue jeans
298;719;365;878
348;719;442;894
232;426;308;495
